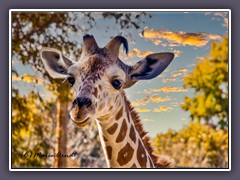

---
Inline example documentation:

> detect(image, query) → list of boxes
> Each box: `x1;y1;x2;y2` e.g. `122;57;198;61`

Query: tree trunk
54;99;68;168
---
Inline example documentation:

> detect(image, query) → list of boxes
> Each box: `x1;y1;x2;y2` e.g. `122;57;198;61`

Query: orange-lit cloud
160;87;187;93
135;108;151;113
120;47;181;60
162;78;177;83
143;118;154;122
131;97;149;106
150;95;171;102
140;27;221;47
153;106;172;112
171;68;189;78
119;48;154;60
172;50;181;58
128;48;154;58
144;86;187;94
152;39;162;45
176;68;188;73
131;95;171;106
12;74;43;84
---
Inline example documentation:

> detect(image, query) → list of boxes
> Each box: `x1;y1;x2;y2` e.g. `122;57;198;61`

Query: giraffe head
40;34;174;127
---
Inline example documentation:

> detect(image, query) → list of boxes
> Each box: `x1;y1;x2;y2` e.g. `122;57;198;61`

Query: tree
152;121;228;168
181;36;229;129
12;89;55;167
12;11;150;168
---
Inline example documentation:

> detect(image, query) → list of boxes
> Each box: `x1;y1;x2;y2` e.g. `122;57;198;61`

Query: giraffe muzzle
69;96;95;126
73;97;92;108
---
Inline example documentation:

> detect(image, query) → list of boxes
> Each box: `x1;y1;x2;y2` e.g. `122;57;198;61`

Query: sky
12;11;229;137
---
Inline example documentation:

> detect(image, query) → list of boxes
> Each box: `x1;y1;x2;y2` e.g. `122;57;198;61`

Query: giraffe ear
123;52;174;89
130;52;174;80
40;47;75;79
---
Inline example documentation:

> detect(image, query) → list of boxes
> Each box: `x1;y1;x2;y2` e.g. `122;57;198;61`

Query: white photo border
9;9;231;171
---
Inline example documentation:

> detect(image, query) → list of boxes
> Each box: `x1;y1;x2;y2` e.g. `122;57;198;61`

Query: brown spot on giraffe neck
106;146;112;160
107;123;118;135
115;107;123;121
126;107;131;123
129;125;136;143
122;92;158;167
103;92;108;98
131;163;137;168
114;94;119;103
137;139;147;168
98;84;102;91
103;136;108;142
93;87;98;98
116;119;127;143
109;106;113;111
117;143;134;166
98;102;105;111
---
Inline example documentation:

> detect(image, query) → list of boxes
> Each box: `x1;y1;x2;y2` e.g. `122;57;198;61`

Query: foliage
12;89;55;167
152;121;228;168
181;36;229;129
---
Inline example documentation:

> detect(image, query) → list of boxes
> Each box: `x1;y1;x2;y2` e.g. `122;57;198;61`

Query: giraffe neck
96;92;155;168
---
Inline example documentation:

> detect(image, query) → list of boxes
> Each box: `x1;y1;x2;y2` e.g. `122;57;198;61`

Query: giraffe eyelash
62;75;75;88
62;77;68;83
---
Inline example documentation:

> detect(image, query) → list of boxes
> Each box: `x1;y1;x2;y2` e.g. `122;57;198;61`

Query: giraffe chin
71;117;91;127
69;105;95;127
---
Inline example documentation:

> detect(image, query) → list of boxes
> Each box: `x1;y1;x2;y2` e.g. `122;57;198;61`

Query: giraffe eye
111;79;123;90
67;76;75;87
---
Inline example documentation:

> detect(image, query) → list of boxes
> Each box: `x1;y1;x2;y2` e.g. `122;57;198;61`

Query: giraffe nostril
85;98;92;108
73;97;92;108
72;99;78;107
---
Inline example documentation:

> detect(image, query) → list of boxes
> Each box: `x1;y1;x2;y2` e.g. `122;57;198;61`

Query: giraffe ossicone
40;34;175;168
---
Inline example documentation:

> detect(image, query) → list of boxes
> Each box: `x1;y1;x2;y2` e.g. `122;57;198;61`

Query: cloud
171;73;183;78
172;50;181;58
120;47;181;60
171;68;189;78
152;39;162;45
150;95;171;102
131;95;171;106
131;97;149;106
176;68;188;73
140;27;221;47
135;108;151;113
143;118;155;122
134;104;174;113
144;86;187;94
171;102;181;107
161;43;179;47
119;48;154;60
159;87;187;93
162;78;177;83
204;12;228;27
128;48;154;58
12;74;43;84
196;56;206;62
187;63;196;68
153;106;172;112
181;117;186;121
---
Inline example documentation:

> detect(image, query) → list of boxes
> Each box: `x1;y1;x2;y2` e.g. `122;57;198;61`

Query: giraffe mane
123;92;175;168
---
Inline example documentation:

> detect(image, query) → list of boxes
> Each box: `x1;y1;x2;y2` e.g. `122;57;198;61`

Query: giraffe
40;34;175;168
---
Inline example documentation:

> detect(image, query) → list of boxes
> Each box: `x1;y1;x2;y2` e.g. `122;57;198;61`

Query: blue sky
12;11;229;137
